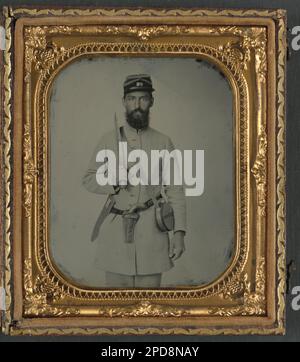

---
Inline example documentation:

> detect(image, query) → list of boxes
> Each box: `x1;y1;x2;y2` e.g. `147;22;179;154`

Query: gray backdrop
0;0;299;343
49;57;233;287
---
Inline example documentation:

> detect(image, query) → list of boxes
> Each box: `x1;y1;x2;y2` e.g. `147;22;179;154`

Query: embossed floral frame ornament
0;7;286;336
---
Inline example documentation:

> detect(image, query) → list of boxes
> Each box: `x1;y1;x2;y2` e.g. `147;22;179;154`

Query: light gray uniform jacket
82;122;187;276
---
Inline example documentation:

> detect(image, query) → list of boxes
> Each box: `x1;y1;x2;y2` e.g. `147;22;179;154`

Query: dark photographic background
0;0;299;342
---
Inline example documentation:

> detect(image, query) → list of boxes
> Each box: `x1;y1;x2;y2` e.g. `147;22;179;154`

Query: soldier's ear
150;97;154;107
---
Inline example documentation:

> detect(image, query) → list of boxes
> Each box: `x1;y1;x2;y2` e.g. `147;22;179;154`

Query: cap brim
124;87;155;94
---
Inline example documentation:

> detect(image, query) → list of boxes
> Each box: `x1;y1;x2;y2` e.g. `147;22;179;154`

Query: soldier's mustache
130;109;147;116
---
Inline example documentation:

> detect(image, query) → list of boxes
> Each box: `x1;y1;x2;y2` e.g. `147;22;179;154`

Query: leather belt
111;195;162;215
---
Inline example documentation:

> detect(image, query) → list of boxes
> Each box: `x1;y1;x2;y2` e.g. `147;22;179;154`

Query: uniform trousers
105;271;162;287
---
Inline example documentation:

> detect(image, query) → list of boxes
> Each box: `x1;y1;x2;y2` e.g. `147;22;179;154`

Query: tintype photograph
49;57;233;289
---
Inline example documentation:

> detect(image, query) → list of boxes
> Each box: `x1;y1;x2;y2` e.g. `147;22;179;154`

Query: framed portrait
0;6;286;335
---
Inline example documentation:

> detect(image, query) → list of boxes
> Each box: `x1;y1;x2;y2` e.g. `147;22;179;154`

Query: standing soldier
82;74;187;288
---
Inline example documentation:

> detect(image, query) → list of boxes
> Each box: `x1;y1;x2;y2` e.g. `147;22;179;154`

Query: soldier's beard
126;109;150;130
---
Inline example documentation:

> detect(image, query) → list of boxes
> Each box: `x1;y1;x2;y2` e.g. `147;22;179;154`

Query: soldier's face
123;91;153;115
123;91;153;129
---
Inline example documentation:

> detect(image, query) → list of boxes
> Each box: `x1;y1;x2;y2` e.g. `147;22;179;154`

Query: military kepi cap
123;74;155;95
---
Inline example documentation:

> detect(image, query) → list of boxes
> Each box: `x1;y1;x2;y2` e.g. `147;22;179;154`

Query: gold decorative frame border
2;7;13;335
0;7;286;336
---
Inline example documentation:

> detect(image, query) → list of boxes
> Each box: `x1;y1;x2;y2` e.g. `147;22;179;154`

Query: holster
122;212;140;243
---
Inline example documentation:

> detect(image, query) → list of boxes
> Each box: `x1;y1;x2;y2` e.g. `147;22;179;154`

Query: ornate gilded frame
0;7;286;335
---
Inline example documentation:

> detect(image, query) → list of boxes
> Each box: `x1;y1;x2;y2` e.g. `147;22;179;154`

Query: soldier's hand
169;231;185;261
